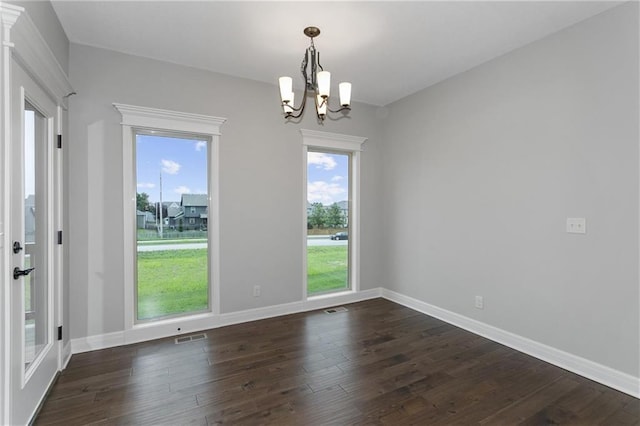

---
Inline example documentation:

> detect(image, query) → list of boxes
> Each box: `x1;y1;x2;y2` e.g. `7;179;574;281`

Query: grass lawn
307;245;348;294
137;249;208;320
136;245;348;319
138;238;207;246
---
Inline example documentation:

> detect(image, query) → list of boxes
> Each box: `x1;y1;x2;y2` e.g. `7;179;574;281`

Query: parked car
330;232;348;240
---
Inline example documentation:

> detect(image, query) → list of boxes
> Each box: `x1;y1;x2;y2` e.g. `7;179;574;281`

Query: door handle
13;241;23;253
13;267;35;280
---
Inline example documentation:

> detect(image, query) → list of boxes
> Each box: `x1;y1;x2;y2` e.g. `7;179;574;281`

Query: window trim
301;129;366;299
114;103;225;330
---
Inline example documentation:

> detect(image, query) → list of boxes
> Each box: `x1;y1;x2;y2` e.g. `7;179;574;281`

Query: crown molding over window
113;103;226;136
7;4;74;107
300;129;366;152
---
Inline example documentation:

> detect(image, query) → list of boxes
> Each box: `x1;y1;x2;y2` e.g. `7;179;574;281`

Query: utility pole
159;172;163;239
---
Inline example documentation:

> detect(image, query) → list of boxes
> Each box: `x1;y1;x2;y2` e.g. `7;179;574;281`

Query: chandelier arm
326;105;351;114
284;83;309;119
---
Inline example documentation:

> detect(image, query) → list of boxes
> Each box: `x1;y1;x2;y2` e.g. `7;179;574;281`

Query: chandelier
278;27;352;122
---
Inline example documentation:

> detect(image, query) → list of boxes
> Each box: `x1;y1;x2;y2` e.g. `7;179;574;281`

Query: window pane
23;103;48;369
135;134;209;320
307;151;350;294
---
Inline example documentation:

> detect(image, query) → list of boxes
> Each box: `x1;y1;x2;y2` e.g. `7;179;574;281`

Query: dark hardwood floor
35;298;639;425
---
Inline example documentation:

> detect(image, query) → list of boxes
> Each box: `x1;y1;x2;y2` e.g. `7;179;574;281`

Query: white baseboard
304;288;382;311
68;287;638;399
61;341;72;369
381;288;640;399
70;288;382;354
71;330;125;354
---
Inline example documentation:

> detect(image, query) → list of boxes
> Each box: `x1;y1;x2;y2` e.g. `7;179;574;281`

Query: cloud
161;159;181;175
137;182;156;189
174;186;191;195
195;141;207;151
331;175;344;182
308;152;337;171
307;180;346;205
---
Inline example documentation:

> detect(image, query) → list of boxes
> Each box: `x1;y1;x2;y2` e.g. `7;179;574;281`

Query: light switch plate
566;218;586;234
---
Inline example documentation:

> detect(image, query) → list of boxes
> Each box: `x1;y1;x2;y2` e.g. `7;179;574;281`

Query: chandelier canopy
278;27;352;123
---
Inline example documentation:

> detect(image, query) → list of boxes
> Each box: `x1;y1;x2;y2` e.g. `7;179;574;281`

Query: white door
9;60;59;425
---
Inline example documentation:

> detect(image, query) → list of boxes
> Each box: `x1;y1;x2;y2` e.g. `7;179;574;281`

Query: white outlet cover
475;296;484;309
566;217;586;234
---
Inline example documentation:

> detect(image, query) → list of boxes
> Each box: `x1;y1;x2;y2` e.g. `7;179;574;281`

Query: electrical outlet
253;285;261;297
475;296;484;309
566;218;586;234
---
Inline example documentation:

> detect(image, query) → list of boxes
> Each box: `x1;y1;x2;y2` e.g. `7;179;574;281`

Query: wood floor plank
479;376;581;424
35;298;638;425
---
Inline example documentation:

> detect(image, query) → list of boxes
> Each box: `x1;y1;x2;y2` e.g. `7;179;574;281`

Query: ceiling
50;1;621;107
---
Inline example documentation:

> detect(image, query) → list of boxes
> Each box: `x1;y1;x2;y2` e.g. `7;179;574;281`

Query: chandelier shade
278;27;351;122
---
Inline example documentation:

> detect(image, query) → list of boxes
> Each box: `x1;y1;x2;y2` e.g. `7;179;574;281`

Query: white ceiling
50;1;621;106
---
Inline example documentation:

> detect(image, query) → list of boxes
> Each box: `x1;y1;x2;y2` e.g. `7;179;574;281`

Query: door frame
0;3;73;424
9;59;59;424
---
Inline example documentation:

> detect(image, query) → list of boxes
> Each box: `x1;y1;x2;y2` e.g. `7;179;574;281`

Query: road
307;238;348;247
137;237;347;251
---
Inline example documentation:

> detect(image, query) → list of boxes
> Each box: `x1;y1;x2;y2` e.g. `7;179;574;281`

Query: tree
308;202;327;229
137;192;150;212
326;203;345;228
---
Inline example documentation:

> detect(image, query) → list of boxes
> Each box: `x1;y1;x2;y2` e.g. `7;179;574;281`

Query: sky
307;151;349;205
136;134;208;203
136;136;348;206
24;110;35;197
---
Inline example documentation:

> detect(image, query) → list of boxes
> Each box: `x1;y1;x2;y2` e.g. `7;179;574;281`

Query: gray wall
380;3;639;376
64;2;638;379
67;44;384;338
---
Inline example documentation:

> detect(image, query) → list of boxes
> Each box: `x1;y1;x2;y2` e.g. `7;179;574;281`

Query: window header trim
114;103;226;136
300;129;366;152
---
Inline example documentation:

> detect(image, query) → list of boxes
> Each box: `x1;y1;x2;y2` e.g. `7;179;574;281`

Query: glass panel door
23;102;48;371
10;59;59;425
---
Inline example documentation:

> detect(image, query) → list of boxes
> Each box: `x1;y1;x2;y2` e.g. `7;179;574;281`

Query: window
307;150;351;294
115;104;225;327
135;133;209;320
301;130;366;297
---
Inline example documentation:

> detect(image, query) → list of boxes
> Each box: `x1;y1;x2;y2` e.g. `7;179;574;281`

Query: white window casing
301;129;367;299
114;103;225;333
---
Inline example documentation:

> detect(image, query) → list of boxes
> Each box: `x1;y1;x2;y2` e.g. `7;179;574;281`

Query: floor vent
175;333;207;344
324;306;348;314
